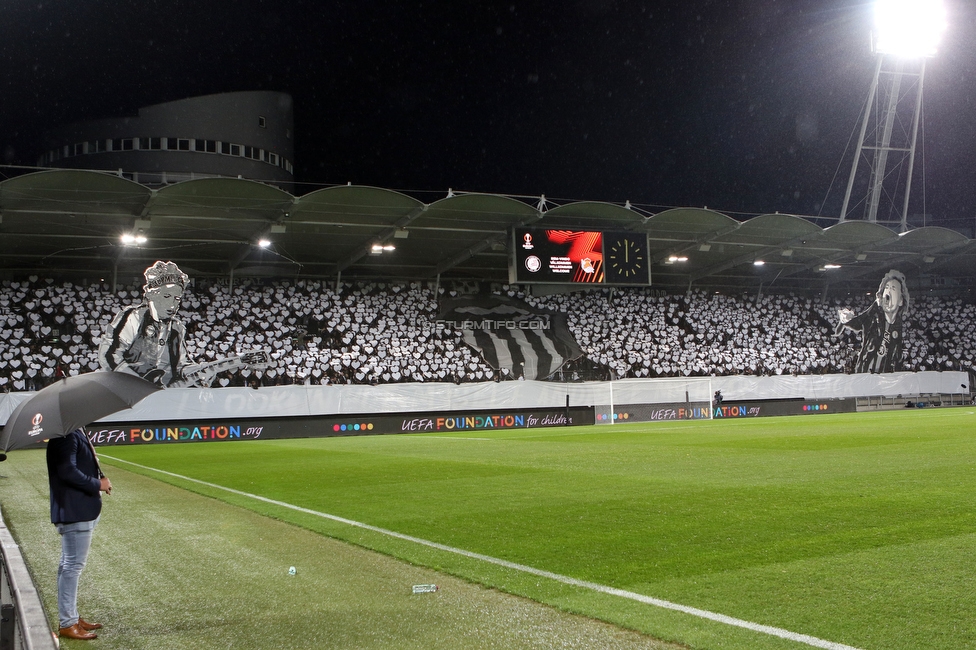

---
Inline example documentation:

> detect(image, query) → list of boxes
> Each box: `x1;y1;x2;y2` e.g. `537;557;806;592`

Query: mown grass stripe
102;453;863;650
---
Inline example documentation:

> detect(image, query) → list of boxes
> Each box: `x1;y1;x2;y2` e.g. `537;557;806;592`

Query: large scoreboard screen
511;228;650;285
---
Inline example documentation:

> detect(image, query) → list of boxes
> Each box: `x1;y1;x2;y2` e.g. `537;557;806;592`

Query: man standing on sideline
47;427;112;640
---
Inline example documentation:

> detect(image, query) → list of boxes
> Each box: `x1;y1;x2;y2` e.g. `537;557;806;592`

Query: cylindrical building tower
37;91;294;190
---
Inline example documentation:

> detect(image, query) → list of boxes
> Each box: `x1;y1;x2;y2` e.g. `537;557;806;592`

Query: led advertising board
512;228;649;285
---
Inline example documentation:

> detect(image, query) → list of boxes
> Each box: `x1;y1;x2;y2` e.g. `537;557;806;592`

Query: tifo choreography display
0;268;973;392
97;261;269;387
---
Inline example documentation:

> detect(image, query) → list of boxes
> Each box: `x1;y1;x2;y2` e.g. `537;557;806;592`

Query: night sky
2;1;975;229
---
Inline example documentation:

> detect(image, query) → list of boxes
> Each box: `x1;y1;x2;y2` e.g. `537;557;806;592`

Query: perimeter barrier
0;510;57;650
2;372;964;450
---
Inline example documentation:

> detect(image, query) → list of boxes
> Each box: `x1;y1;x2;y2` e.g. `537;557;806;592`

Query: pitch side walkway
0;449;680;650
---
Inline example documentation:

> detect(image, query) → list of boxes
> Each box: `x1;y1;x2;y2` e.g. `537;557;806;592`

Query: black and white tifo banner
437;295;583;380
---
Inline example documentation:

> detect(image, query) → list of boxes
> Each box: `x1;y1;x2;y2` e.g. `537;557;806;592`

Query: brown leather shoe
59;623;97;640
78;617;103;631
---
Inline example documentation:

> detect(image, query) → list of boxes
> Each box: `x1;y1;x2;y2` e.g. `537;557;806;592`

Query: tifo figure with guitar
98;261;268;387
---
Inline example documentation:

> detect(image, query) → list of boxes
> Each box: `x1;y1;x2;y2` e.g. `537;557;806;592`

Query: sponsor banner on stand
713;398;856;418
86;406;596;447
595;398;857;424
595;402;712;423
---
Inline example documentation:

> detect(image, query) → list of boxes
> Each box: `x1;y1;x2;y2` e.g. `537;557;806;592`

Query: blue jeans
56;517;99;629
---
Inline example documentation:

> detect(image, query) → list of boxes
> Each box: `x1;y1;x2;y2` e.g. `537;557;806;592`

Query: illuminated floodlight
371;243;396;254
874;0;947;58
753;260;765;267
667;255;688;263
257;238;272;248
120;232;147;245
824;264;842;270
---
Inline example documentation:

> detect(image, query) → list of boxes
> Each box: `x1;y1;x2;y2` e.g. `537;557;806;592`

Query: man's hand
99;477;113;495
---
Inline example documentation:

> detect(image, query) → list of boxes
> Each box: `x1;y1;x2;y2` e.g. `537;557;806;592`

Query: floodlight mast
839;0;947;231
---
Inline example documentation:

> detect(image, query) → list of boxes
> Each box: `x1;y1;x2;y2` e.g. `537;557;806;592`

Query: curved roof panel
147;179;294;255
733;213;822;244
290;185;423;226
893;226;969;250
543;201;645;230
821;221;900;249
153;177;292;209
403;194;540;279
1;170;974;293
419;193;538;230
0;169;150;216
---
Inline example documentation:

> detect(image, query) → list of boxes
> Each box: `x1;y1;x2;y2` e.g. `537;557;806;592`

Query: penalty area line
102;454;862;650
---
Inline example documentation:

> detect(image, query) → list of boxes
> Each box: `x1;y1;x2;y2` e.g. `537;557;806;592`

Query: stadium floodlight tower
839;0;947;231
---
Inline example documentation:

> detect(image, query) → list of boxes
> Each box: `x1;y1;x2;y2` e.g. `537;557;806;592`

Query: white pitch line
103;454;863;650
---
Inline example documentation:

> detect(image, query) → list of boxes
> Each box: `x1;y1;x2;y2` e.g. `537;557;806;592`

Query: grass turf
0;451;680;650
6;408;976;648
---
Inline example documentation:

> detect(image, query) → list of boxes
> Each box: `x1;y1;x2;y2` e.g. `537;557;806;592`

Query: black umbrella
0;371;161;460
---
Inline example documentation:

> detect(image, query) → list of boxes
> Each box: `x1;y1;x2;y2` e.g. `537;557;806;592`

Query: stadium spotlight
753;260;766;267
873;0;947;59
258;238;272;248
120;231;147;245
840;0;946;229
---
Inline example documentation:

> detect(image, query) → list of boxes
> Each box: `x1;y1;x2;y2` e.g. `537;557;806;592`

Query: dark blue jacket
47;429;102;525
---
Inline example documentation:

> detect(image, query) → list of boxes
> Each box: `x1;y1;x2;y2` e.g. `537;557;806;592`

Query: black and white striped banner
437;296;583;380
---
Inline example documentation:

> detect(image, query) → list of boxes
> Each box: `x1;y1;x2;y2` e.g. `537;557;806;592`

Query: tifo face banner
834;269;909;373
436;295;583;380
99;260;268;388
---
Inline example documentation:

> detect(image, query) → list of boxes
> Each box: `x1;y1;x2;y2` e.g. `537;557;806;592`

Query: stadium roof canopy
2;169;976;295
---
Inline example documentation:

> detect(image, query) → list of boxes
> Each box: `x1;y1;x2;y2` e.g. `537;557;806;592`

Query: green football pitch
5;407;976;649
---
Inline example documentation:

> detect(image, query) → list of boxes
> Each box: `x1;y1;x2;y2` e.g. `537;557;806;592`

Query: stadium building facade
36;91;294;190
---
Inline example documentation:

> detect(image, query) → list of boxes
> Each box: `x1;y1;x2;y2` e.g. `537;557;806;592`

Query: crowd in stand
0;276;973;392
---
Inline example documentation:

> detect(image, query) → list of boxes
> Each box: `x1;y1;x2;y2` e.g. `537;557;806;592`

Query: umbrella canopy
0;371;160;460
